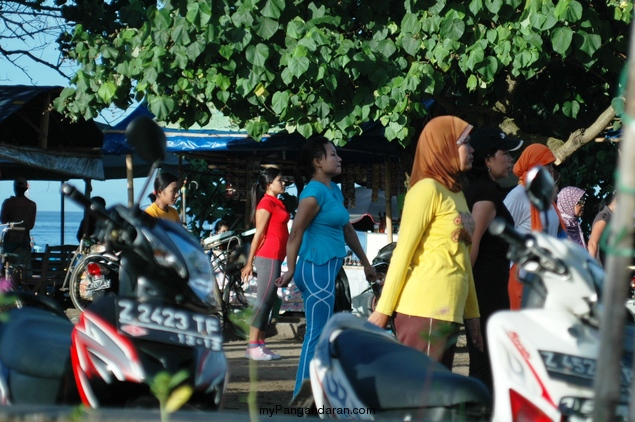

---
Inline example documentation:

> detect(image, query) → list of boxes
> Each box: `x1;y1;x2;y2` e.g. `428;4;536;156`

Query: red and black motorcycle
0;117;226;410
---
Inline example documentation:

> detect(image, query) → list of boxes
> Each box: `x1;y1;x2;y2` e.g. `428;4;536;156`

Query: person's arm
587;220;607;260
275;196;320;287
469;200;496;267
241;208;271;281
26;202;36;230
343;222;376;282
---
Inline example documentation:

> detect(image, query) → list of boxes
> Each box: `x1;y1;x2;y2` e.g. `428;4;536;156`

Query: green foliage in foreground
54;0;631;148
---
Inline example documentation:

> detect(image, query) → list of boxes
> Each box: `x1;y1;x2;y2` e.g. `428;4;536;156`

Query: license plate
540;350;632;397
86;274;110;291
116;298;222;351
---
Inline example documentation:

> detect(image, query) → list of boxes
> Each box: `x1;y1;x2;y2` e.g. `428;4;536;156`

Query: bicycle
203;229;255;340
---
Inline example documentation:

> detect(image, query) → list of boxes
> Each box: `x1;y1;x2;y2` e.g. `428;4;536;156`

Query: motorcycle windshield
161;224;216;308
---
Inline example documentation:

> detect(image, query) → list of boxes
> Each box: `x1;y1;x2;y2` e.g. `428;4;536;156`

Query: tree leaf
148;95;175;120
439;18;465;41
262;0;284;19
551;26;573;55
465;45;485;71
564;0;583;21
469;0;484;16
271;90;290;115
401;35;421;56
165;385;193;413
476;56;499;80
97;82;117;103
401;13;421;34
246;43;270;67
370;39;397;58
256;17;279;40
246;118;270;141
484;0;503;14
574;30;602;57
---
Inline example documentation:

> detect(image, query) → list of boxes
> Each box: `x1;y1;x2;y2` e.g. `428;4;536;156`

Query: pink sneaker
245;346;273;361
261;346;281;360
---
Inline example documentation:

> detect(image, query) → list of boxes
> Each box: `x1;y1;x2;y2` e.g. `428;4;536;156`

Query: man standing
1;178;37;274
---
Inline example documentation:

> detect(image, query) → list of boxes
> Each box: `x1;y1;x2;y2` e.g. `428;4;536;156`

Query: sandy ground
219;328;469;415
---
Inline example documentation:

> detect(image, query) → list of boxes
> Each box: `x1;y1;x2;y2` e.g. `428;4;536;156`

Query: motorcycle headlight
163;230;216;307
142;228;187;278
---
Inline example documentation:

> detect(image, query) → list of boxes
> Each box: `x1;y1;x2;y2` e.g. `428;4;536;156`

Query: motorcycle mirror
525;166;555;212
125;116;167;163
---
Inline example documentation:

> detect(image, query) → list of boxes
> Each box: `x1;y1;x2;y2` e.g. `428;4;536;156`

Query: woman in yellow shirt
144;172;181;223
368;115;483;369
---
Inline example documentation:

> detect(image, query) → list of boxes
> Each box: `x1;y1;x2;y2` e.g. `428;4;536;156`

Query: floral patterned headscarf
557;186;586;247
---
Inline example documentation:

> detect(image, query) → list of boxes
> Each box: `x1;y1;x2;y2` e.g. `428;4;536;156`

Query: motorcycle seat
0;308;73;378
332;328;492;411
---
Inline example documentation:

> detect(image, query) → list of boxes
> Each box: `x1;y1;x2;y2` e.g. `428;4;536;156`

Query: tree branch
553;104;617;165
0;45;69;79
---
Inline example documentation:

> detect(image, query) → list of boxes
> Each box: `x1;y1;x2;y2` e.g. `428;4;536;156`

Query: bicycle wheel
70;254;118;311
222;274;250;340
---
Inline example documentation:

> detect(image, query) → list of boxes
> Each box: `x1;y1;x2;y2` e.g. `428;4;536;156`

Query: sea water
30;211;83;252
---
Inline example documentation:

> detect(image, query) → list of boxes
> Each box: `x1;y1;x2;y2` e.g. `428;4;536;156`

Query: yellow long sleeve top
144;202;181;223
375;178;480;323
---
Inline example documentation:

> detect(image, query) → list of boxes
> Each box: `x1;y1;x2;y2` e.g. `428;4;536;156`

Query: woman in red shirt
241;168;290;360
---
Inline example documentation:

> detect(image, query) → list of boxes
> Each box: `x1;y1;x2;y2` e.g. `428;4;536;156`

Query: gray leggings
251;256;282;331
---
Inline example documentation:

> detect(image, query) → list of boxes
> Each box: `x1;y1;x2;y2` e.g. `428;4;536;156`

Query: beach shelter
0;85;104;181
102;104;410;239
0;85;109;245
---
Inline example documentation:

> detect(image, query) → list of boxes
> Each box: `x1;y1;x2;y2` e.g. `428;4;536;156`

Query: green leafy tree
180;159;245;237
52;0;630;163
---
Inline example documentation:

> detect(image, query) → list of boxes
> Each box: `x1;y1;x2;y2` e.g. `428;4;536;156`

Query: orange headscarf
410;115;473;192
512;143;563;232
513;144;556;185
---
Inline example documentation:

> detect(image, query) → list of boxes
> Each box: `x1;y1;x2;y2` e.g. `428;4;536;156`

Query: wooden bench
21;245;78;296
15;251;46;293
41;245;78;293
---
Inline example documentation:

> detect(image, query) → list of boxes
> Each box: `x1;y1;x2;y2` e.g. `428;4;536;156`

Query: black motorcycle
0;116;226;410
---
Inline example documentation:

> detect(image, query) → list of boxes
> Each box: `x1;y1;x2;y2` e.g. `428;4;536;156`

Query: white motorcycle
487;166;631;421
304;166;632;421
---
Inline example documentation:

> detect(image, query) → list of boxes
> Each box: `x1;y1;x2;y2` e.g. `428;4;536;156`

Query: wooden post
592;23;635;420
38;92;50;150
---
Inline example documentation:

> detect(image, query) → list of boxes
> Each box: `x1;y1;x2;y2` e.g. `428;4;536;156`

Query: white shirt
504;185;560;237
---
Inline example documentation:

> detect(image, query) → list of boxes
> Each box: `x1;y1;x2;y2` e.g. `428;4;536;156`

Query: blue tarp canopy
102;104;404;164
0;85;104;180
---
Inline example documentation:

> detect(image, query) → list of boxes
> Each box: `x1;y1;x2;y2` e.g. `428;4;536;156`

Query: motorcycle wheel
69;255;117;311
222;274;250;340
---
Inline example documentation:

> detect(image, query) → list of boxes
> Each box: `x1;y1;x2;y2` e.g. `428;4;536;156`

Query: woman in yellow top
144;171;181;223
368;115;483;369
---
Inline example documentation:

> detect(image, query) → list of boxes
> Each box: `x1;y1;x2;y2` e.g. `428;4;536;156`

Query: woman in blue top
277;136;376;397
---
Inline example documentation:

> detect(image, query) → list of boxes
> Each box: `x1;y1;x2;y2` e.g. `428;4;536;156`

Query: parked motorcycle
306;166;632;421
0;116;227;410
486;166;631;421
